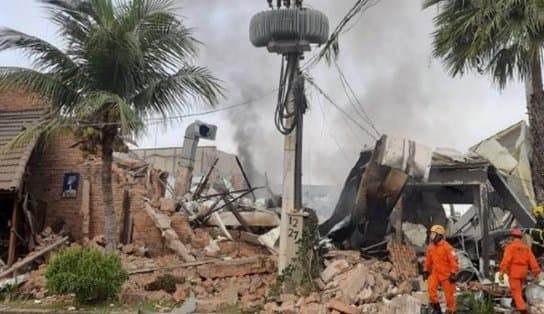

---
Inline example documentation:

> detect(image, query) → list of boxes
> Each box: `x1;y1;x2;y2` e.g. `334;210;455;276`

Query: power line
315;95;351;163
334;59;381;137
49;88;278;128
305;76;378;141
306;0;381;68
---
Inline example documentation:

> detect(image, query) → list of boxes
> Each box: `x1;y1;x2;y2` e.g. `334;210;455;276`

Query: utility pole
249;2;329;274
278;54;305;272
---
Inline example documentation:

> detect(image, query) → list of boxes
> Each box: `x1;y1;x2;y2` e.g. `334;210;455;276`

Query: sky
0;0;529;187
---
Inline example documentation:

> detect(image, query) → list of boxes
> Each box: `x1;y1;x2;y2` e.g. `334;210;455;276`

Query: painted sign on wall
62;172;80;198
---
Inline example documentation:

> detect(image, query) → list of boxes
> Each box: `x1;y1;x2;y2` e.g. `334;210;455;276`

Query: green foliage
144;274;184;293
0;0;223;252
45;247;128;303
0;283;16;301
0;0;223;153
456;292;495;314
423;0;544;89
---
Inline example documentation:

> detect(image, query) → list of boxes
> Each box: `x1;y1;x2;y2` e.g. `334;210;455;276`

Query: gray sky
0;0;528;186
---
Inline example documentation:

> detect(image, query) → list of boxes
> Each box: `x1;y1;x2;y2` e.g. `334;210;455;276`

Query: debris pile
261;250;427;314
5;125;541;312
0;227;68;284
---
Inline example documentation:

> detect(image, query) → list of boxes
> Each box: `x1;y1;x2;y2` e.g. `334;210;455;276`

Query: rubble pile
261;250;427;314
18;237;277;312
117;229;277;312
34;226;66;250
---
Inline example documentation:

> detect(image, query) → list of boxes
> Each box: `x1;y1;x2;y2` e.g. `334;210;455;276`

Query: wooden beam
7;199;19;266
0;236;68;279
80;180;90;238
120;187;131;244
235;156;256;201
143;203;195;262
222;196;252;233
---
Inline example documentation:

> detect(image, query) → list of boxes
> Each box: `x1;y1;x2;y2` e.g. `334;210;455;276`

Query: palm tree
423;0;544;204
0;0;223;252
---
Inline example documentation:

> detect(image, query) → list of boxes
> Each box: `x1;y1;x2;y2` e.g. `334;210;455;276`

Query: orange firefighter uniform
424;239;459;312
499;237;541;311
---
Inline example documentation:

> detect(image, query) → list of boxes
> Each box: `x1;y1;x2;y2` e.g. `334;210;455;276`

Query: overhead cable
305;76;378;141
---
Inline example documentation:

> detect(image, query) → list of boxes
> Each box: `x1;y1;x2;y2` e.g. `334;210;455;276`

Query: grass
0;299;255;313
0;299;177;313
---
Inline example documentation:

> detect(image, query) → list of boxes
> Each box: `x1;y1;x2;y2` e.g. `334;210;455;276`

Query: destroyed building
320;121;537;278
131;146;250;194
0;90;203;265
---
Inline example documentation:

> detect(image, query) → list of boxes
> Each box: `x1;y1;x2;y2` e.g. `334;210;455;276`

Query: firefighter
526;205;544;257
534;205;544;229
499;229;541;314
422;224;459;314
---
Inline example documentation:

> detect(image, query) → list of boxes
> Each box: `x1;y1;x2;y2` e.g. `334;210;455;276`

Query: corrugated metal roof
0;109;45;192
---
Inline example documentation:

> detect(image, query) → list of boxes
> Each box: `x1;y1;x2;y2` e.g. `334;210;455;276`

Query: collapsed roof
320;121;535;257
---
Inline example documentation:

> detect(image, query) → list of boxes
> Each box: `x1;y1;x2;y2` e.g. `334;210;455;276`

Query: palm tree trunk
101;126;118;252
528;56;544;204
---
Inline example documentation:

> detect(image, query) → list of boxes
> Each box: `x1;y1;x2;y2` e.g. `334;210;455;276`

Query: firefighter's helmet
430;225;446;235
533;205;544;218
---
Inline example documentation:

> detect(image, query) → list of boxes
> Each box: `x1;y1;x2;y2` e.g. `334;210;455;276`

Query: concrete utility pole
278;55;305;272
249;3;329;274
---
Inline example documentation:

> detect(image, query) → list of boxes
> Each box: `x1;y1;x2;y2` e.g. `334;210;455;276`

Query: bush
45;247;128;303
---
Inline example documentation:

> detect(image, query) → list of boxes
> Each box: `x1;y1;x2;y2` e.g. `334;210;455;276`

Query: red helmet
511;229;523;237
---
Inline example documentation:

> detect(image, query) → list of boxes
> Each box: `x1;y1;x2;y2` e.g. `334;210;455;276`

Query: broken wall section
25;134;168;254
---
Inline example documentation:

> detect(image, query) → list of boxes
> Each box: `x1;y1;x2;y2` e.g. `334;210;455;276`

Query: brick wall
0;89;48;111
0;89;166;254
26;134;166;254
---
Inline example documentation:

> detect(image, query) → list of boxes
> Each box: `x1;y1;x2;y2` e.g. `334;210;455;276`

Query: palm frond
73;91;144;136
0;28;77;74
1;0;222;152
131;65;223;118
422;0;446;9
0;66;79;109
424;0;543;88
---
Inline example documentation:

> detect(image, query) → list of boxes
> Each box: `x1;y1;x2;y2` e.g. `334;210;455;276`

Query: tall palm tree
423;0;544;204
0;0;223;252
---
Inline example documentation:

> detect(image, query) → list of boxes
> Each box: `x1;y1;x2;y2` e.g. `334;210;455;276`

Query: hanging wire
274;54;307;135
305;75;378;141
48;88;278;128
334;59;381;137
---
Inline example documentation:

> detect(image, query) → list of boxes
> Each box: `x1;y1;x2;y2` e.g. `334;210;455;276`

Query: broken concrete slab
321;259;350;283
337;263;371;304
378;136;432;181
144;203;195;262
258;226;280;251
388;294;422;314
206;209;280;228
401;222;427;247
0;273;29;290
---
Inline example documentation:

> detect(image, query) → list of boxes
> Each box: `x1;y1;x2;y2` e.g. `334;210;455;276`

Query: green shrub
45;247;128;303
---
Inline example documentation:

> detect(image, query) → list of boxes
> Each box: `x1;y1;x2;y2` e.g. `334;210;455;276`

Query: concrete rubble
3;123;544;313
261;250;427;314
